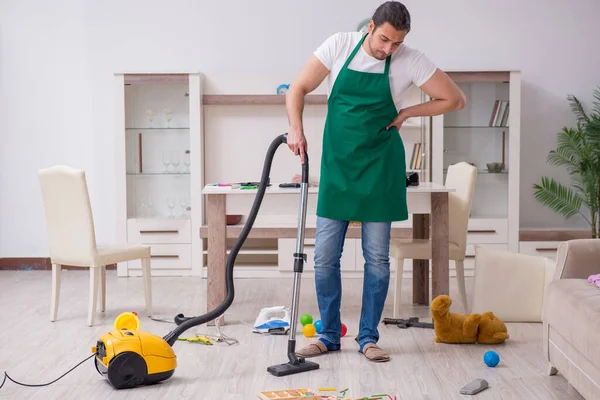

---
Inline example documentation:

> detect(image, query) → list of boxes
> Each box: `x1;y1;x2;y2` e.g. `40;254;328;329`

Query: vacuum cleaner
93;133;318;390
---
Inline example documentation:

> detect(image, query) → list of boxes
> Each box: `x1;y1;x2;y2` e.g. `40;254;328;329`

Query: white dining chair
38;165;152;326
391;162;477;316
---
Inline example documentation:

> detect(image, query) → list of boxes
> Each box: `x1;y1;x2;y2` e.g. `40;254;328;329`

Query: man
285;1;466;362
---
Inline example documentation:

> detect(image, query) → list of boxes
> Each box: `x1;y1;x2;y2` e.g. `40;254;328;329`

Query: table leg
431;192;449;300
207;194;226;326
412;214;429;305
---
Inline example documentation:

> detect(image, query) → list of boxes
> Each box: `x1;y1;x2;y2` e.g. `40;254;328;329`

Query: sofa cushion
543;279;600;366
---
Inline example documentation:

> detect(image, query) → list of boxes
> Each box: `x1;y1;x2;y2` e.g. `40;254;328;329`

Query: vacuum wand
286;141;309;362
266;137;319;377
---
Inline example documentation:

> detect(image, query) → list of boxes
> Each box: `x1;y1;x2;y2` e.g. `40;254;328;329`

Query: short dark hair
372;1;411;33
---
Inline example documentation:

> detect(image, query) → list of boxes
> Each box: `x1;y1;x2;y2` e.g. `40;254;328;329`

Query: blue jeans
314;216;391;348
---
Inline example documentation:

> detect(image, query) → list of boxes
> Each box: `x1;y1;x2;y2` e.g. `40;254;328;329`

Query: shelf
447;71;510;83
444;126;509;129
126;127;190;130
127;172;190;176
519;229;592;241
124;74;189;85
444;170;508;175
202;94;327;105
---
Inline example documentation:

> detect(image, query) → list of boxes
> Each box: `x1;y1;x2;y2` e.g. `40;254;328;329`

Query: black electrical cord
0;353;95;390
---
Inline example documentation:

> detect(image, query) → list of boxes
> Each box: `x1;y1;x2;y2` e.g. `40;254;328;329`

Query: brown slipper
296;340;331;358
360;343;390;362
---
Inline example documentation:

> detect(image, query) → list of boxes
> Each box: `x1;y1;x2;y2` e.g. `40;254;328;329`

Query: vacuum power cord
0;354;95;390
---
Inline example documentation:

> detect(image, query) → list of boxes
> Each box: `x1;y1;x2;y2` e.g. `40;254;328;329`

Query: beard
367;36;388;60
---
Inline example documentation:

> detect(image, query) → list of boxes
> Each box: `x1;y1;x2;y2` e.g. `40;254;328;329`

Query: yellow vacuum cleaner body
93;328;177;389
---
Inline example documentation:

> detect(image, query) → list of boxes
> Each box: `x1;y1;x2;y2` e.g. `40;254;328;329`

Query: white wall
2;0;600;256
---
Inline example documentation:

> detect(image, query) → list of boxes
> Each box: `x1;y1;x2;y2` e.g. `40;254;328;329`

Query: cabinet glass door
124;74;191;221
442;80;510;219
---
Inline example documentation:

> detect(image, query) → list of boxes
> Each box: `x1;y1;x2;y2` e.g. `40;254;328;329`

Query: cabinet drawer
127;219;191;244
467;218;507;243
519;241;561;260
128;244;191;269
278;238;356;271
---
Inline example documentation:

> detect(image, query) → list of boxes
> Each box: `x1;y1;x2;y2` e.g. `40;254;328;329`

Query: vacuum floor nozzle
267;359;319;377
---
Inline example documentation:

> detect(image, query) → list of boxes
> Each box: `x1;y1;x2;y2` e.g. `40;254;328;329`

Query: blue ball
313;319;323;334
484;350;500;367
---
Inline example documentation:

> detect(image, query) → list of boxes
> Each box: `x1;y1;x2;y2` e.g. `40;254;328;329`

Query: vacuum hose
163;133;308;346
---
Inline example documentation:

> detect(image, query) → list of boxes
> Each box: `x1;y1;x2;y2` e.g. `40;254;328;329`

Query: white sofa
543;239;600;400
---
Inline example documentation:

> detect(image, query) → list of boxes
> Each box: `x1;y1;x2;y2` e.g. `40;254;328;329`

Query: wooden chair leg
100;265;106;312
50;263;62;321
88;267;100;327
455;260;468;314
393;258;405;318
141;257;153;316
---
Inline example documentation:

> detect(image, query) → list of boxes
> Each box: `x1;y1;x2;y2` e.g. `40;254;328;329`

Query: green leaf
592;86;600;116
588;115;600;145
547;147;579;175
533;177;583;218
585;86;600;144
573;173;598;212
568;94;590;124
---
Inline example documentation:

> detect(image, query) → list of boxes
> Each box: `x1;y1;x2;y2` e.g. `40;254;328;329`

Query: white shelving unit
114;72;204;277
430;70;521;276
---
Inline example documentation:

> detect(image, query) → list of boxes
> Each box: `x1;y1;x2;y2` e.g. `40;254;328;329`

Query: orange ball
303;323;316;337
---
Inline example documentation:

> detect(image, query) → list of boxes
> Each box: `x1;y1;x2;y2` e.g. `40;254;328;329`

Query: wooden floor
0;270;583;400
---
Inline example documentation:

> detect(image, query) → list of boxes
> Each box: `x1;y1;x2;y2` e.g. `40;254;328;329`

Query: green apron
316;33;408;222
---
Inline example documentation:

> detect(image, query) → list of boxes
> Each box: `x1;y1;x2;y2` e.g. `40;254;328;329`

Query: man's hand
386;111;408;131
287;127;308;164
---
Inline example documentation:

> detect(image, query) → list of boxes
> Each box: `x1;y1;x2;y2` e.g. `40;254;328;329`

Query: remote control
279;183;300;188
460;378;489;395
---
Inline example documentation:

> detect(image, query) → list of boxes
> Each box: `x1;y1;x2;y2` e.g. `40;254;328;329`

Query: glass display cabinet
114;72;204;277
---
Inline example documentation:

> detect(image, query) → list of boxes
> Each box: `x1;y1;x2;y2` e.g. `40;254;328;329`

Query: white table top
202;181;454;194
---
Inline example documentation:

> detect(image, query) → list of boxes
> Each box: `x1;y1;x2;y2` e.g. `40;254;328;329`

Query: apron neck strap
342;33;367;70
384;53;391;75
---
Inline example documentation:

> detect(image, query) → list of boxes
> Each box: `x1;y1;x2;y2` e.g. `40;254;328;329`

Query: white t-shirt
313;31;437;112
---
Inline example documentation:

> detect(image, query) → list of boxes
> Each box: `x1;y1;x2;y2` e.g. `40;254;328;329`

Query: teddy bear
430;294;481;344
477;311;510;344
430;295;509;345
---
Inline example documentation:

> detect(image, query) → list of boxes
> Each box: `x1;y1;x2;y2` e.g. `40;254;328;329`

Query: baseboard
0;258;116;271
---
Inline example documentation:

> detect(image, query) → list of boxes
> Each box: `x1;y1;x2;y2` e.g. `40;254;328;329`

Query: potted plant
533;87;600;238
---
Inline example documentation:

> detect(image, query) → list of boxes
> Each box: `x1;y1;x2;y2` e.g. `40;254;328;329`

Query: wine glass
162;151;171;172
146;107;154;127
164;106;172;128
147;198;155;217
179;196;188;218
166;197;175;218
183;150;191;173
171;151;180;173
139;197;147;218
